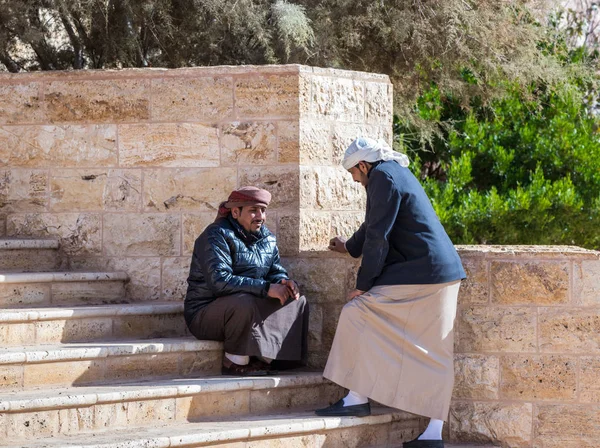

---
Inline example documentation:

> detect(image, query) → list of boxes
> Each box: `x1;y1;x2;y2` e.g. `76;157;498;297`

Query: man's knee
224;293;259;322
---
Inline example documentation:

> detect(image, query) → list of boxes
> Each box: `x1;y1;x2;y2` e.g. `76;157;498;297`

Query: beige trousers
323;281;460;421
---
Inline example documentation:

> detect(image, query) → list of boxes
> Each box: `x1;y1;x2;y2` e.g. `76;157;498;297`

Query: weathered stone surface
278;121;300;163
178;391;250;421
453;354;499;400
499;355;577;401
179;350;222;376
50;169;106;212
459;257;489;305
103;353;180;383
124;398;176;427
50;281;127;306
70;257;161;301
239;166;299;209
182;212;216;255
7;213;102;255
283;257;349;303
0;322;35;346
162;257;190;300
0;366;23;390
235;75;298;118
330;212;363;239
450;401;532;447
299;211;331;251
331;123;389;164
490;261;569;305
151;76;233;121
299;120;332;165
277;212;300;256
311;76;364;122
308;303;324;349
303;166;365;211
0;283;50;308
536;404;600;439
299;73;312;116
539;308;600;353
0;83;44;124
143;168;236;212
365;82;393;125
6;409;60;439
119;123;220;167
0;169;48;213
250;383;342;414
114;313;186;340
24;360;104;388
573;260;600;305
102;169;142;211
456;307;537;353
35;318;113;345
57;406;96;436
0;125;117;167
579;356;600;402
103;214;180;256
45;79;150;122
221;122;277;165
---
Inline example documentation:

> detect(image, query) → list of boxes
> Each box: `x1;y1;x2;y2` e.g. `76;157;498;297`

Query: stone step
0;337;223;391
0;238;62;272
0;302;187;346
0;372;344;442
5;407;427;447
0;271;129;308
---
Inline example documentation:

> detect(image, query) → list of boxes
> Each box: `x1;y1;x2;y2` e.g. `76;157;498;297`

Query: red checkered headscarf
215;186;272;221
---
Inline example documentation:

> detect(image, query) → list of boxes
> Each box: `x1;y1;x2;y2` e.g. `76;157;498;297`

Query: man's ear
358;161;370;174
231;207;241;218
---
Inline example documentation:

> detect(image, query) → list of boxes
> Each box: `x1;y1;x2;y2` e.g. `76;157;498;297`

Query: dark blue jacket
346;160;466;291
184;215;288;326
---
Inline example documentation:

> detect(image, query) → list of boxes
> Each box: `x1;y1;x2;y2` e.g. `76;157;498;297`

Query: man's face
232;205;267;233
348;162;369;187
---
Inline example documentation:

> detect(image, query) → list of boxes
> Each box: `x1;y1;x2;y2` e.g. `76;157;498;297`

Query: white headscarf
341;137;410;170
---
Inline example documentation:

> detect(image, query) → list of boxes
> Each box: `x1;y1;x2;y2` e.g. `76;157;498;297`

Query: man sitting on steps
185;186;309;375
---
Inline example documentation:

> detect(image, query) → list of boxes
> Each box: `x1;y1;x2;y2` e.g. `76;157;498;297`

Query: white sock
258;356;273;364
342;390;368;406
419;418;443;440
225;353;249;366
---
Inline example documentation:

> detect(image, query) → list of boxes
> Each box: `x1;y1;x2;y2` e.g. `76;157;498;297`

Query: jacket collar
227;215;270;245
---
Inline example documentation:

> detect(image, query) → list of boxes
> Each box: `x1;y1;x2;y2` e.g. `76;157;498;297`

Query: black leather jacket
184;215;288;326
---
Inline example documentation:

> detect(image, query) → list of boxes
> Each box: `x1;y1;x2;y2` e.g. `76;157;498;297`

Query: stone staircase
0;238;493;447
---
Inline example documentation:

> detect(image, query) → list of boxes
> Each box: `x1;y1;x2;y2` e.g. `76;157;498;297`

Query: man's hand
328;236;348;253
347;289;365;301
281;278;300;300
268;283;291;305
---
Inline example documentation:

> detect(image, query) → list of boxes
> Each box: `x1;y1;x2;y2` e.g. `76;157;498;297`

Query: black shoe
315;398;371;417
221;358;268;376
403;436;444;448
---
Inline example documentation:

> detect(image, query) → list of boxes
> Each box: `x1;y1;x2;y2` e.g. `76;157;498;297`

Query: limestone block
69;257;161;301
24;360;104;388
7;213;102;255
0;169;48;213
299;167;317;209
366;82;393;125
282;257;349;303
459;257;489;305
449;401;532;447
332;122;389;164
125;398;176;427
93;402;129;430
151;76;234;121
162;257;190;300
278;121;300;163
535;404;600;439
277;212;300;256
499;355;577;401
533;438;597;447
6;409;59;439
143;167;237;212
250;383;342;414
308;303;324;349
177;391;250;421
539;308;600;353
50;169;106;212
299;73;312;116
0;323;35;346
299;211;331;251
103;353;180;382
456;307;537;353
45;79;150;122
179;350;222;377
579;356;600;402
0;283;50;308
314;167;366;211
103;214;180;257
35;318;113;344
453;354;499;400
490;261;569;305
57;407;95;436
323;424;389;448
573;260;600;305
235;75;299;118
50;281;127;306
114;313;186;340
331;212;363;239
0;124;117;167
311;76;365;122
0;366;23;390
239;166;299;209
320;302;346;348
0;216;5;236
389;416;428;446
103;169;142;211
0;83;44;124
182;213;216;255
221;122;277;165
119;123;220;167
299;120;332;165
